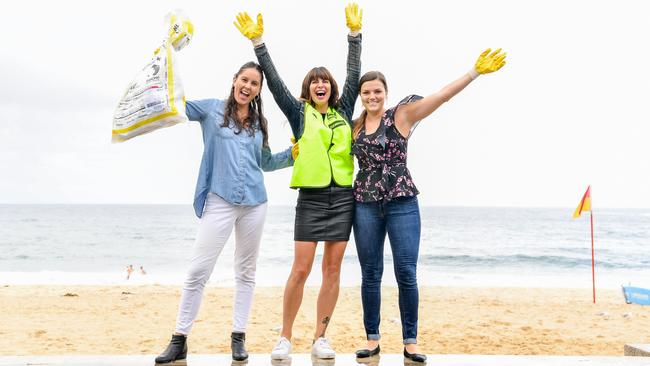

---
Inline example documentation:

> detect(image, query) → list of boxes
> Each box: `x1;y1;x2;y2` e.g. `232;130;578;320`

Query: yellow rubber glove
291;137;299;161
234;12;264;46
470;48;507;79
345;3;363;35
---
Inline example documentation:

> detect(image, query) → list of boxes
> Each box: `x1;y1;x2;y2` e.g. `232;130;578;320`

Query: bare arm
395;48;507;134
394;73;474;132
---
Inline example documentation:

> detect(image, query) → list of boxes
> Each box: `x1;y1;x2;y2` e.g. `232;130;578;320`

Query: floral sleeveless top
352;95;423;202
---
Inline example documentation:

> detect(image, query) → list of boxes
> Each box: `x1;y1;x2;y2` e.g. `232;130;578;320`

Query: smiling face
232;67;262;106
309;78;331;109
360;79;386;114
299;67;339;112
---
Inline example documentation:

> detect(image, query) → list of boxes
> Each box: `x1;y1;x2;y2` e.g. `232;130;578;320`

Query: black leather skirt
294;186;354;242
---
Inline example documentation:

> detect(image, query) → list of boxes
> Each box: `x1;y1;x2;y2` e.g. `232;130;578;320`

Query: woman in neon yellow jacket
235;4;362;360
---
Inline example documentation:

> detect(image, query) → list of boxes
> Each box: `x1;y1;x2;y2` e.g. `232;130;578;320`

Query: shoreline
4;285;648;356
2;269;647;289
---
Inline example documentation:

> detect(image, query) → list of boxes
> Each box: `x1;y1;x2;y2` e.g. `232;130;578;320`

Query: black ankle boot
155;334;187;364
231;332;248;361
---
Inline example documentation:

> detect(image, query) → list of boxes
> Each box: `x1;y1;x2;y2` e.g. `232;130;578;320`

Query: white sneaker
271;337;292;360
311;337;336;359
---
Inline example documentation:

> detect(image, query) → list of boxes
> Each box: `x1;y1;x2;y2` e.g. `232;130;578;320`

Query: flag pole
590;210;596;303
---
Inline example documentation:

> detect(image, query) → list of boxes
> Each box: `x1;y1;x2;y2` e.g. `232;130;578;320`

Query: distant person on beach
126;264;134;280
235;3;362;360
140;266;147;275
350;51;506;363
151;62;296;363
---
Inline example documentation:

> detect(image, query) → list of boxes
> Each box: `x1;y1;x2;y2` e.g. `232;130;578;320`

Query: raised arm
395;48;507;132
234;12;302;138
338;3;363;123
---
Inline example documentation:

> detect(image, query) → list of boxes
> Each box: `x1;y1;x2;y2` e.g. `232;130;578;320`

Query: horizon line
1;203;648;210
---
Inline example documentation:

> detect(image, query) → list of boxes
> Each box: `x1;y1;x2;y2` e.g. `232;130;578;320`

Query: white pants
175;193;267;334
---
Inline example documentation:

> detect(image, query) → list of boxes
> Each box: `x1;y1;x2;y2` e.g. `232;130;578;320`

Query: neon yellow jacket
253;35;362;188
290;103;353;188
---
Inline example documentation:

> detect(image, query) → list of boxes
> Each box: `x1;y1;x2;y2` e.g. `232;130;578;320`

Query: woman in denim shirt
351;50;506;363
154;62;295;364
234;4;362;360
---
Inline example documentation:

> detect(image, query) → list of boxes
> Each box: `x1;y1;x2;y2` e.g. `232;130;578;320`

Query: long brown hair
221;62;269;147
352;71;388;139
299;67;340;109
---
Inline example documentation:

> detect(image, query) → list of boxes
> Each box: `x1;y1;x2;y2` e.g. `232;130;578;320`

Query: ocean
1;205;649;288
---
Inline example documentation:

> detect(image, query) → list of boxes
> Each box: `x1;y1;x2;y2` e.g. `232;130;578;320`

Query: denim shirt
187;99;293;217
253;34;362;139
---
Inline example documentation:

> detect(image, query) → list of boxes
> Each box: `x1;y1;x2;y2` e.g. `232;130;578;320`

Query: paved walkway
2;354;650;366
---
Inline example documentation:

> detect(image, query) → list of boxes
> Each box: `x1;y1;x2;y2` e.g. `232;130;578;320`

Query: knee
361;263;382;283
289;266;311;284
184;268;210;290
322;263;342;282
235;262;257;279
394;265;417;288
234;269;256;288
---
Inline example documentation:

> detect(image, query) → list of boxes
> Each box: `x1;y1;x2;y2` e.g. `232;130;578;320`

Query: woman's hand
345;3;363;35
291;137;299;161
470;48;507;78
234;12;264;46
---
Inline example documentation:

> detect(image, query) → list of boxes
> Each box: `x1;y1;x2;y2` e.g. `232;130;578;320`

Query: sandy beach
3;285;647;356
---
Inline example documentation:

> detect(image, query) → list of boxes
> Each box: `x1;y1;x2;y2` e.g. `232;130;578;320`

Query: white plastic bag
112;11;193;143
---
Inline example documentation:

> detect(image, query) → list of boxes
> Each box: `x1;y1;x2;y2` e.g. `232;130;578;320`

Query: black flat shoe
355;344;380;358
403;348;427;363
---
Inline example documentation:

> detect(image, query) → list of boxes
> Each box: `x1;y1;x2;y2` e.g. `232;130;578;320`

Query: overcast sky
2;0;649;208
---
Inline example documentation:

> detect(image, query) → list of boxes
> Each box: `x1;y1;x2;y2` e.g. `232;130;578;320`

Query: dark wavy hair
353;71;387;139
299;66;340;110
221;62;269;147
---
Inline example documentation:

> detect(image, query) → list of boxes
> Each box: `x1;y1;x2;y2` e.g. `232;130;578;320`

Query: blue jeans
353;196;421;344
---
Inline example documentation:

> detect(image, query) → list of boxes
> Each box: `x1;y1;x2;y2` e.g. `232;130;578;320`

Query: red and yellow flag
572;186;592;219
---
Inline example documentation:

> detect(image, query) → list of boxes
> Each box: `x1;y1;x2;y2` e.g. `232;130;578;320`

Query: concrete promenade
1;354;650;366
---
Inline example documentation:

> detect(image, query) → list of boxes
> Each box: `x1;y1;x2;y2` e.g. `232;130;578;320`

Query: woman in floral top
351;49;507;363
